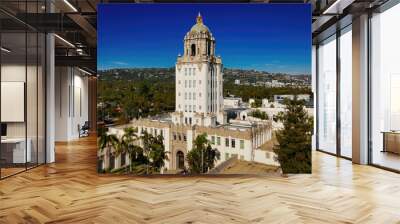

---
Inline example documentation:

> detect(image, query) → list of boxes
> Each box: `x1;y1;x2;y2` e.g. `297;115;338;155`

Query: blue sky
98;4;311;75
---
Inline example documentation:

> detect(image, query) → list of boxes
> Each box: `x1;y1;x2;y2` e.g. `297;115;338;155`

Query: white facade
224;97;243;108
102;119;278;172
55;67;89;141
173;13;225;127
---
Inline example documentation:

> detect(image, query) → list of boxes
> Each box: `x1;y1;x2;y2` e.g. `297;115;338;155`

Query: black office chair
79;121;90;138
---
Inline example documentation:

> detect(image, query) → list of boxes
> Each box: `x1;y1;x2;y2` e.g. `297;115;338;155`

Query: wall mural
97;4;312;175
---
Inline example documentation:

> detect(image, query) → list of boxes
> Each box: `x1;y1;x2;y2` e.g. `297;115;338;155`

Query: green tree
187;133;220;174
119;127;145;173
250;109;269;120
148;135;168;172
273;98;313;174
98;131;119;171
140;131;168;174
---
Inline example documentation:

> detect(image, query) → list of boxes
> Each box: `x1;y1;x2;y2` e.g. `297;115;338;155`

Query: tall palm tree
141;131;152;174
98;131;119;171
119;127;144;173
187;133;220;174
148;135;168;172
140;131;168;174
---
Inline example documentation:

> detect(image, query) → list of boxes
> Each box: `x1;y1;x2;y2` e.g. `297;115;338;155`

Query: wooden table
382;131;400;154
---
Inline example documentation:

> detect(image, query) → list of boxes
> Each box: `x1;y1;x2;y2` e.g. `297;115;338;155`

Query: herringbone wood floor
1;137;400;224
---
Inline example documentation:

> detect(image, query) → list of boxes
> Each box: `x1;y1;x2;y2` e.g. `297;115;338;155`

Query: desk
1;138;31;164
382;131;400;154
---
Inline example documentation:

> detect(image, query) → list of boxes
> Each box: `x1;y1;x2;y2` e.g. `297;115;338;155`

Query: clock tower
172;13;226;127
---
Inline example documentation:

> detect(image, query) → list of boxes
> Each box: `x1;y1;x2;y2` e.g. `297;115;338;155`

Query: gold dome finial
197;12;203;24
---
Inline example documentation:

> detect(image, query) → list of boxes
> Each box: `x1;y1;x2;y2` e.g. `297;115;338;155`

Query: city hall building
100;14;278;172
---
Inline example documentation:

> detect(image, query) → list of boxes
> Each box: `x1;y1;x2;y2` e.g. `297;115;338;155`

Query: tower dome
182;13;215;58
190;13;210;34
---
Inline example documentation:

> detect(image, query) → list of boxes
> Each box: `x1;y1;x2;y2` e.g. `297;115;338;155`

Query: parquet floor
0;136;400;223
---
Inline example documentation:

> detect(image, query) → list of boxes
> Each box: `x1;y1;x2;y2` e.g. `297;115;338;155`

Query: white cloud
113;61;129;66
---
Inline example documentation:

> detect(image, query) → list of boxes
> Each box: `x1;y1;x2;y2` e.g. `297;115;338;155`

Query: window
0;18;47;178
199;93;202;97
225;153;229;161
189;80;192;88
193;93;196;100
199;80;201;85
185;105;187;112
240;140;244;149
370;5;400;171
211;136;215;144
185;117;187;124
317;34;337;154
191;44;196;56
178;80;181;84
178;134;182;141
225;138;229;147
184;135;187;141
178;92;181;96
231;139;236;148
110;154;115;170
185;80;187;88
189;118;192;125
193;105;196;112
121;152;126;166
189;105;192;112
339;26;352;158
193;80;196;88
217;137;221;145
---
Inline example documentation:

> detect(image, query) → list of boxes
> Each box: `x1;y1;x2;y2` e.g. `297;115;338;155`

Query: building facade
172;13;225;127
98;14;278;173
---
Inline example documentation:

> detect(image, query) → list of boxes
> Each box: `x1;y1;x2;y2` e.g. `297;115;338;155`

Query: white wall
55;67;89;141
253;149;280;166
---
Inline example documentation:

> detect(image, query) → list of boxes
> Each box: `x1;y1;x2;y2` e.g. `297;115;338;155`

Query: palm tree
141;131;152;174
119;127;151;173
98;131;119;171
148;135;168;172
140;131;168;174
187;133;220;174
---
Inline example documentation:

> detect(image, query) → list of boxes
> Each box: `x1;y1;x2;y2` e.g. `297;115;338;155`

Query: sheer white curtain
317;35;337;154
339;27;352;158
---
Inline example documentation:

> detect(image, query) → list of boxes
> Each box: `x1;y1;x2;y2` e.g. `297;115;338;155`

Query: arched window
207;42;211;56
191;44;196;56
176;151;185;169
